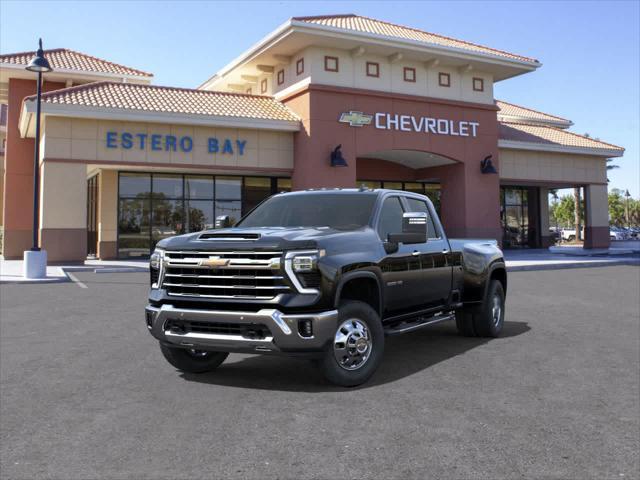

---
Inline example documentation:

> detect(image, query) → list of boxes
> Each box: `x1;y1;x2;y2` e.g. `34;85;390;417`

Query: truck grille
160;251;289;300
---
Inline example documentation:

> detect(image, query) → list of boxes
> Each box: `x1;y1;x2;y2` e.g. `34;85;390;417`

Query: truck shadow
180;320;530;392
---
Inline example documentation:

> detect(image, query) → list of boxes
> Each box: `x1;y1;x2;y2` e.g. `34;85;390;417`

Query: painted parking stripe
66;272;88;289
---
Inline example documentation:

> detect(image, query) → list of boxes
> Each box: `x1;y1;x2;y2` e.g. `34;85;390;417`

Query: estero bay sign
339;111;480;137
105;131;248;155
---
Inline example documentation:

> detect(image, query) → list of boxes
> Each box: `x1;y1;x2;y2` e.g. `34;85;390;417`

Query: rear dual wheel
456;279;505;337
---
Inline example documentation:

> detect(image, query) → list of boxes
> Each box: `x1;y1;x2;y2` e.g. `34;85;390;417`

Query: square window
473;77;484;92
277;69;284;85
261;78;268;94
324;56;339;72
296;58;304;75
403;67;416;82
366;62;379;78
438;72;450;87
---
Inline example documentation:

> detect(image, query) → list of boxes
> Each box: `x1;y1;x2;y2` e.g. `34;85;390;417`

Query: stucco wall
41;117;294;172
499;148;607;184
273;46;494;105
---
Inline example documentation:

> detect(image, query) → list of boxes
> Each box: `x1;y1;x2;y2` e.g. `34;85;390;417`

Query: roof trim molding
0;61;151;82
498;139;624;158
496;114;573;129
19;100;301;138
200;17;540;89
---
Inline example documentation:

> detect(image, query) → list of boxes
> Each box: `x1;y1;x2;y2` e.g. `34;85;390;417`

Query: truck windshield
237;193;377;230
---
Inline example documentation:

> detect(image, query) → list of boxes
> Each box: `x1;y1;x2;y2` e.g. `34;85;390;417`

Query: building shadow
179;320;530;392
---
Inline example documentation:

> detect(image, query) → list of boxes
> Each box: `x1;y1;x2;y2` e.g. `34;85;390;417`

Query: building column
539;187;553;247
584;184;610;249
98;170;118;259
423;161;501;241
284;91;357;190
2;78;66;259
39;161;87;262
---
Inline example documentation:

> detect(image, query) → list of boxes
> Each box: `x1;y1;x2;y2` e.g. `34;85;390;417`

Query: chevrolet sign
338;111;374;127
198;256;230;268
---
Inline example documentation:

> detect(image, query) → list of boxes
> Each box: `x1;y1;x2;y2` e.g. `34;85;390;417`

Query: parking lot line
66;271;88;289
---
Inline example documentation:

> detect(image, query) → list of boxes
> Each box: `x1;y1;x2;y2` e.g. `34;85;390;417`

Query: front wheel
160;344;229;373
320;300;384;387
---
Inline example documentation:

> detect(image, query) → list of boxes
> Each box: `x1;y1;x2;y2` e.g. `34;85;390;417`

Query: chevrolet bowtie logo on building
339;111;373;127
198;256;230;268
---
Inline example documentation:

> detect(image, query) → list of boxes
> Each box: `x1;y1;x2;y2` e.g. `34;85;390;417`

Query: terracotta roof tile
499;122;623;153
27;81;299;122
496;100;571;126
0;48;152;78
293;14;538;64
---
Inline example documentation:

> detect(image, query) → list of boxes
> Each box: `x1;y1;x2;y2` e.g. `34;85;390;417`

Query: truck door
404;197;453;307
376;196;424;312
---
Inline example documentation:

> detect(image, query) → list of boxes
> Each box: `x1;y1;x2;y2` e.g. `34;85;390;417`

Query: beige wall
98;169;118;243
499;148;607;184
266;46;494;104
40;161;86;229
585;184;609;228
42;117;294;171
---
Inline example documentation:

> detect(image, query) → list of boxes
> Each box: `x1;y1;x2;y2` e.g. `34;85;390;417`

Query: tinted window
405;198;439;238
377;197;404;240
238;193;376;230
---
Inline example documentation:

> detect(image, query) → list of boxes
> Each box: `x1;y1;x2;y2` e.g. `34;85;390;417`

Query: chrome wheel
333;318;372;371
491;293;502;328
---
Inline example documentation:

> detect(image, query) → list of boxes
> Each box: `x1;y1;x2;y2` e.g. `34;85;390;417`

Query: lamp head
26;39;53;73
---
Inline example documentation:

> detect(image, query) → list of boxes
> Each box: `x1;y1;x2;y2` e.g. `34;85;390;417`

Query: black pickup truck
145;189;507;386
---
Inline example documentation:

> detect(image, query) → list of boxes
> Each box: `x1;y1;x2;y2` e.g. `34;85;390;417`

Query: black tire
320;300;384;387
567;235;575;242
160;344;229;374
456;279;505;338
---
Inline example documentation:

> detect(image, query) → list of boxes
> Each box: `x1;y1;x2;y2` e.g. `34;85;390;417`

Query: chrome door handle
442;249;450;254
412;251;420;256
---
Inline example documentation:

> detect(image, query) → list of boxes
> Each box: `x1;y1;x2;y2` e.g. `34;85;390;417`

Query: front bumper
145;304;338;355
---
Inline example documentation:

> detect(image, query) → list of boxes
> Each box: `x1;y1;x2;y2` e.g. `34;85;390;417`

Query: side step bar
384;312;456;336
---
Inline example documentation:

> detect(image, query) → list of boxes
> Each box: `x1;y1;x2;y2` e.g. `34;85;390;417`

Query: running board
384;312;456;336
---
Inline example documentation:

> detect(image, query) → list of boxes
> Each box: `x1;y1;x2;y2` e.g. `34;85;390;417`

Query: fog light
298;319;313;338
145;311;154;330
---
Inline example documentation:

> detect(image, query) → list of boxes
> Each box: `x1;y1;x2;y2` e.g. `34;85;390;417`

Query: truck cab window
405;198;439;238
377;197;404;240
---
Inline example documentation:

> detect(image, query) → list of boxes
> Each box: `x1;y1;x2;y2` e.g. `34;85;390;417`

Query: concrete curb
507;259;640;272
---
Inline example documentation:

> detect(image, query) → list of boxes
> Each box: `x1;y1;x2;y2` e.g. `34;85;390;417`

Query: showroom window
117;173;290;258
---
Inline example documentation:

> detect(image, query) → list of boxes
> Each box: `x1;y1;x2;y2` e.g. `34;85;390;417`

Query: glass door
86;175;99;257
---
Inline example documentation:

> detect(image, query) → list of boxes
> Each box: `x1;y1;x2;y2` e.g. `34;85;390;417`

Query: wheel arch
334;271;382;317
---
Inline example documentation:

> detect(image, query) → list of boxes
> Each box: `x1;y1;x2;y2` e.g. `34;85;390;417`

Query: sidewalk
0;258;149;284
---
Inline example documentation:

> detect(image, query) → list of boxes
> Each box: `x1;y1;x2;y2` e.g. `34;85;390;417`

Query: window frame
375;195;405;242
402;196;442;240
366;61;380;78
472;77;484;92
260;78;268;94
296;58;304;75
324;55;339;72
403;67;416;83
277;69;284;85
438;72;451;87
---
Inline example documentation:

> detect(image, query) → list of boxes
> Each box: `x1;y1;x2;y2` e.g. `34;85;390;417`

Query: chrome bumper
145;304;338;354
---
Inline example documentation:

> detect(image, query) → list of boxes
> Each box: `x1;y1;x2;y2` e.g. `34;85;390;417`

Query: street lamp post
23;39;53;279
625;189;631;229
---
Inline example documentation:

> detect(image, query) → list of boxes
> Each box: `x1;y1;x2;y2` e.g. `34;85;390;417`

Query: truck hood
156;226;366;252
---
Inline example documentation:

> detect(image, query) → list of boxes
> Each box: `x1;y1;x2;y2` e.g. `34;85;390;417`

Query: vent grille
199;233;261;240
165;319;272;340
161;251;289;300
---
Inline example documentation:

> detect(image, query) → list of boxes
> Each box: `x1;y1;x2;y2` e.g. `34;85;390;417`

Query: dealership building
0;14;624;261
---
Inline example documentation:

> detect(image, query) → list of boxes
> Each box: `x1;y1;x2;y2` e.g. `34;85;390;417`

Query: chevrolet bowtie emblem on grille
199;256;230;268
339;111;373;127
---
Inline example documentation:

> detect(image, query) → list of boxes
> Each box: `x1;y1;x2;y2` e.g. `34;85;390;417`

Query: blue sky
1;0;638;196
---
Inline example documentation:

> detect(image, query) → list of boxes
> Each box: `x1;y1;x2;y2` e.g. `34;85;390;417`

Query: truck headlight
150;249;164;287
150;249;164;270
292;254;318;272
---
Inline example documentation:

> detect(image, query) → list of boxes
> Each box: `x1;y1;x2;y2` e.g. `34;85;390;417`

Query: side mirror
215;215;232;229
388;212;428;245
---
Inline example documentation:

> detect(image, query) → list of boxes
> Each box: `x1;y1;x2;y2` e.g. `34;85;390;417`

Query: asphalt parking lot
1;266;639;479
